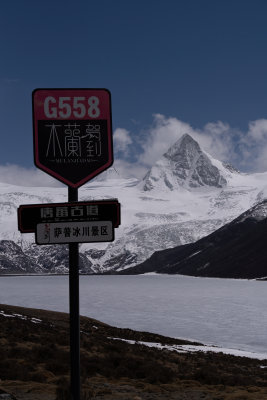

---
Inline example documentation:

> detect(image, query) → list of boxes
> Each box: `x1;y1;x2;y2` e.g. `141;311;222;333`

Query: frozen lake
0;274;266;354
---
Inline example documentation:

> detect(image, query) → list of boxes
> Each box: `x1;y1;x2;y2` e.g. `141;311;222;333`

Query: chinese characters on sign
36;221;113;244
40;204;99;219
18;200;120;244
44;122;103;161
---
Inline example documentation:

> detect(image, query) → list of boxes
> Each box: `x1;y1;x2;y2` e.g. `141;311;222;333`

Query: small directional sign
18;200;120;233
32;88;113;188
36;221;114;245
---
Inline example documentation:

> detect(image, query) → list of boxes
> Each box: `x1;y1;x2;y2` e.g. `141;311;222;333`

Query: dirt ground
0;304;267;400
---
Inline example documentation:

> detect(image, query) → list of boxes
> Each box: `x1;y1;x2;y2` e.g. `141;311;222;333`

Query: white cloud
138;114;194;166
247;119;267;142
0;164;63;187
252;147;267;172
2;116;267;186
113;128;132;154
240;119;267;171
115;115;267;177
136;114;239;169
196;121;241;164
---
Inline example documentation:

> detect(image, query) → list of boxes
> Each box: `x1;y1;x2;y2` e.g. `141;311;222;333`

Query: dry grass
0;304;267;399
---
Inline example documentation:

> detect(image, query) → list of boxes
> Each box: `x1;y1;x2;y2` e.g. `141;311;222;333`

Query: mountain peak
142;134;227;191
163;133;201;163
172;133;197;146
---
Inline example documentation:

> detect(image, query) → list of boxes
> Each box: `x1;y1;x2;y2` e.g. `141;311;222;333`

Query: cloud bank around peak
113;128;132;155
114;114;267;178
137;114;242;169
1;115;267;186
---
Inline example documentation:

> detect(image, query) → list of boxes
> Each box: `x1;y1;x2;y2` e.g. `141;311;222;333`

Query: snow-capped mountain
121;200;267;278
1;133;267;274
142;134;228;191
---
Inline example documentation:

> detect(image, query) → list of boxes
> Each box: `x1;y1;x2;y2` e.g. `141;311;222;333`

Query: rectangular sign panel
36;221;114;245
32;88;113;188
18;200;120;233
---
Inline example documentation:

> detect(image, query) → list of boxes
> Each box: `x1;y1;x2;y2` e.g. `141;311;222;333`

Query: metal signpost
19;89;117;399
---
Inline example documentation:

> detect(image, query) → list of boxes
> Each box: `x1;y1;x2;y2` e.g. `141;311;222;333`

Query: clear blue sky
1;0;267;173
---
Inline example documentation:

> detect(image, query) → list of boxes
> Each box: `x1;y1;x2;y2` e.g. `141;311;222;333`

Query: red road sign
32;88;113;188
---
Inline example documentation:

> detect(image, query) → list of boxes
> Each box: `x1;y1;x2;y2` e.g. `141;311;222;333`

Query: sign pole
68;186;80;400
30;88;116;399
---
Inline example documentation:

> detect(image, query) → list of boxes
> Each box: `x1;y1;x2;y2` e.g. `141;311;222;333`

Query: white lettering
73;97;86;118
43;96;100;119
58;97;71;118
88;96;100;118
44;96;57;118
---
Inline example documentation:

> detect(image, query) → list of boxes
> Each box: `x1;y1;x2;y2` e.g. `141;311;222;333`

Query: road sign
18;200;120;233
36;221;114;244
32;88;113;188
26;87;118;399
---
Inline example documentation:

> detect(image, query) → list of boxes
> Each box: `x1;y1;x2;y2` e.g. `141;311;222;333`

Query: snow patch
109;337;267;360
0;310;42;324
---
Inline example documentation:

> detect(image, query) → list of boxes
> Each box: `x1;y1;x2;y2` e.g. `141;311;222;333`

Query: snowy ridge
1;134;267;273
234;199;267;222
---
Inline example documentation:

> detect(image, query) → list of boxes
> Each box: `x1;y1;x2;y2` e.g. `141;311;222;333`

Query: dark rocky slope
121;201;267;279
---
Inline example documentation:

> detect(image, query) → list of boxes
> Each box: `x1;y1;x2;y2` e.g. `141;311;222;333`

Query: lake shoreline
1;274;266;355
1;301;267;360
0;272;264;281
1;304;267;400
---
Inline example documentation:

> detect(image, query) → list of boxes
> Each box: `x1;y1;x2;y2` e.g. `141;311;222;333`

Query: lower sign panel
36;221;114;244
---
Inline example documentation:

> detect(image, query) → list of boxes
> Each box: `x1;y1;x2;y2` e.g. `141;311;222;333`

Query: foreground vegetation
0;304;267;399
